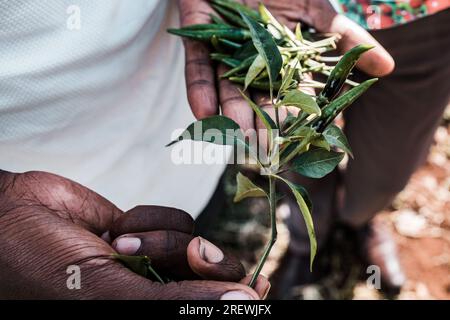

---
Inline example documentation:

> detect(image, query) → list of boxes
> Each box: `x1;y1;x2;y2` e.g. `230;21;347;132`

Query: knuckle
187;79;215;90
186;58;211;67
180;10;211;25
221;95;244;106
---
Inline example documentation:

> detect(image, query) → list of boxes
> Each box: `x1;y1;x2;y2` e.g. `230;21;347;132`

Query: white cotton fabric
0;0;227;217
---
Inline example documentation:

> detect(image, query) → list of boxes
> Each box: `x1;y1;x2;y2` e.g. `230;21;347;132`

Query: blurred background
197;104;450;300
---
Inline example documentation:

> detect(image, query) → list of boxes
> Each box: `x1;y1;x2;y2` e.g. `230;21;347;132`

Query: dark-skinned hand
0;170;269;299
179;0;395;131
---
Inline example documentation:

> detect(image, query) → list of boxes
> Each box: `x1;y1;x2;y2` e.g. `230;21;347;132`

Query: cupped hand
0;170;268;299
179;0;394;131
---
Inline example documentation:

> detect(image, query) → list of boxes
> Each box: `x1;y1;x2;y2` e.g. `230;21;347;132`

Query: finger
217;64;255;133
179;0;218;119
330;15;395;77
113;234;247;282
110;205;194;239
187;237;246;282
157;280;260;300
240;274;271;300
81;260;259;300
112;230;197;279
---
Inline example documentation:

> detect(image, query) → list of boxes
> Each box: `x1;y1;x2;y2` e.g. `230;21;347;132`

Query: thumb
329;15;395;77
186;237;246;282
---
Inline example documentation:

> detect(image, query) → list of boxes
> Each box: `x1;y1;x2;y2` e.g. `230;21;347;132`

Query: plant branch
248;175;277;288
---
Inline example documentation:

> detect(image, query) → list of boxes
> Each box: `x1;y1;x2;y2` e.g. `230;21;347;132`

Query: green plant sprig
168;0;377;289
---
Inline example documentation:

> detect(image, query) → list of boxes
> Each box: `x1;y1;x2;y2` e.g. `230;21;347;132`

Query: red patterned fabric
337;0;450;29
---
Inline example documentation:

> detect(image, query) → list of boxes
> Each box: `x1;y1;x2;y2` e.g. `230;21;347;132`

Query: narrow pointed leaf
311;136;331;151
317;78;378;130
233;40;257;60
274;176;316;270
281;90;321;116
323;124;353;158
318;44;374;104
212;0;261;22
258;3;283;31
245;54;266;89
291;149;344;178
295;23;303;41
229;77;282;91
239;89;277;131
167;115;240;146
167;115;259;162
211;4;248;28
210;13;227;25
211;35;223;52
218;38;242;50
221;55;256;78
167;27;251;42
234;172;268;202
172;24;232;31
279;59;299;94
239;12;283;94
294;183;313;214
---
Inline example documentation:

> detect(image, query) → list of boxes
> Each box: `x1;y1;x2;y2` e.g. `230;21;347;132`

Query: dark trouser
288;10;450;255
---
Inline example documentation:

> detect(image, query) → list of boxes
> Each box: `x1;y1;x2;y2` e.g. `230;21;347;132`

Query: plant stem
249;175;278;288
148;265;165;284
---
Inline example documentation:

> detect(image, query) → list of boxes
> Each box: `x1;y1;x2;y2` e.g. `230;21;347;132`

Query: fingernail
114;237;141;255
221;291;254;300
199;237;224;264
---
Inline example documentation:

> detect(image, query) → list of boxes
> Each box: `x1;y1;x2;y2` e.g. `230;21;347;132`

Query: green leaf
322;124;353;158
245;54;266;90
290;126;319;139
291;149;344;178
210;53;241;68
221;55;257;78
239;12;283;96
282;112;297;131
239;89;277;133
281;90;321;116
212;0;262;22
295;23;303;41
258;3;283;31
233;40;257;60
279;59;299;94
211;35;223;53
210;13;227;25
167;115;239;146
294;183;313;214
218;38;242;50
317;78;378;130
211;4;248;28
113;254;149;278
318;44;374;104
273;176;316;270
234;172;268;202
167;115;259;163
167;27;251;42
311;136;331;151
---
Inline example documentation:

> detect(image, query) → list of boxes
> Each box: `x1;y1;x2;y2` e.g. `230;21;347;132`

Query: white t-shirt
0;0;226;217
